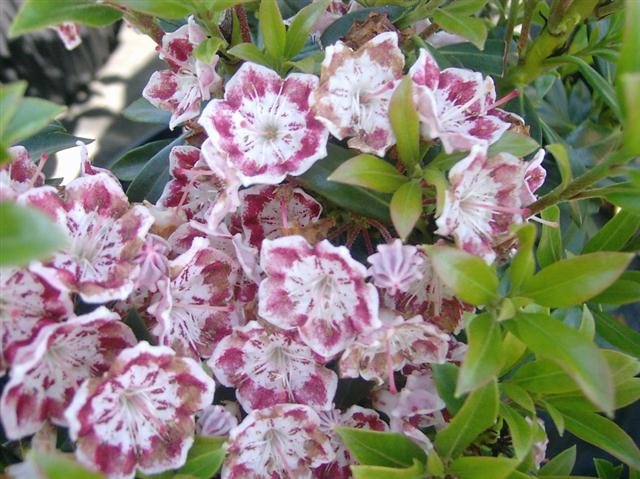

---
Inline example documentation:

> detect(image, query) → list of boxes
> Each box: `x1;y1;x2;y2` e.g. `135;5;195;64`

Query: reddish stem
234;5;252;44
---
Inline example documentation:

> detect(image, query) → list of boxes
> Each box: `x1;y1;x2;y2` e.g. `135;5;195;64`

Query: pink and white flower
133;234;170;292
367;239;424;295
0;267;72;375
0;307;136;439
435;144;545;263
0;146;44;201
199;62;329;186
148;237;236;359
143;16;222;130
409;48;512;153
222;404;334;479
53;22;82;50
209;321;338;411
65;341;215;479
20;174;154;303
258;235;380;357
196;404;238;437
311;32;404;156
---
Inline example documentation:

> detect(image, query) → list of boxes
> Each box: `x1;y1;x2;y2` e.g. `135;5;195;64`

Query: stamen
464;200;530;216
32;153;49;184
488;89;519;110
177;176;199;209
529;215;560;228
280;193;289;230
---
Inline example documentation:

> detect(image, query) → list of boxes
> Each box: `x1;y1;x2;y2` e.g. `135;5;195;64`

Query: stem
106;2;164;44
503;0;520;73
517;0;538;59
234;5;252;44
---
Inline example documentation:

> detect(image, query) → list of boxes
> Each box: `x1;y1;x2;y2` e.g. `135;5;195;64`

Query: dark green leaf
335;428;427;468
448;456;518;479
327;154;407;194
594;459;623;479
602;188;640;212
0;203;67;267
488;131;539;157
390;181;422;240
114;0;192;18
434;379;499;460
500;404;534;460
31;451;104;479
20;123;92;159
593;311;640;357
591;271;640;305
285;0;330;58
536;205;562;268
426;245;499;306
545;144;572;190
432;363;465;415
389;77;420;170
110;139;173;181
178;436;226;479
260;0;286;60
521;252;633;307
456;313;503;395
539;446;576;476
9;0;122;37
122;98;171;125
505;312;614;415
351;459;424;479
443;0;488;15
437;39;506;76
3;98;66;147
509;223;536;294
432;8;487;50
583;210;640;253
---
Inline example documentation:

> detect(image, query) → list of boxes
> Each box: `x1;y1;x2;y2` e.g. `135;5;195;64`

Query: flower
0;146;43;201
148;237;236;359
53;22;82;50
0;307;136;439
311;31;404;156
20;174;154;303
409;48;511;153
199;62;329;186
143;16;221;130
65;341;215;479
222;404;334;479
0;267;72;375
435;144;545;263
196;404;238;437
209;321;338;411
133;234;170;292
367;239;424;294
258;235;380;357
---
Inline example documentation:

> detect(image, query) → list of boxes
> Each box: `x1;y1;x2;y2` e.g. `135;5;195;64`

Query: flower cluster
1;11;550;479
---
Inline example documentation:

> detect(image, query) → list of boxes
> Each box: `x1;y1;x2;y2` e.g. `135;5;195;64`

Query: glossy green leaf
335;428;426;468
593;311;640;357
31;451;104;479
432;363;465;415
260;0;286;60
426;245;499;306
389;77;420;170
536;205;562;268
227;43;273;68
9;0;122;37
579;305;596;340
591;271;640;305
501;382;535;413
20;122;92;159
619;72;640;155
505;312;614;415
123;98;171;125
618;0;640;76
555;407;640;469
426;450;445;477
500;404;534;460
594;459;623;479
178;436;226;479
434;379;499;460
448;455;518;479
2;98;66;149
541;400;566;436
602;188;640;212
509;223;536;294
115;0;192;17
328;154;407;194
488;131;539;157
422;167;448;217
351;459;424;479
499;332;527;375
0;203;67;267
432;8;487;49
110;139;173;181
510;359;581;395
390;181;422;240
284;0;330;58
521;252;634;307
443;0;488;15
438;39;505;76
584;210;640;253
193;37;227;63
539;446;576;476
456;313;503;395
546;144;572;190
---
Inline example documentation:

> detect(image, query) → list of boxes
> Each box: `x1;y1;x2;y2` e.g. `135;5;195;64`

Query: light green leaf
499;332;527;375
618;0;640;76
591;271;640;305
110;139;174;181
422;168;448;217
426;450;445;477
505;312;614;415
114;0;192;18
546;144;571;190
259;0;286;60
432;8;487;49
510;358;581;395
443;0;488;15
509;223;536;294
9;0;122;37
434;379;499;460
541;400;565;436
328;154;407;194
178;436;226;479
193;37;227;63
500;404;534;460
0;203;67;267
2;98;66;148
227;43;273;68
284;0;330;58
426;245;499;306
390;181;422;240
488;131;539;157
351;459;425;479
521;252;634;307
122;98;171;125
285;51;324;74
432;363;465;415
389;77;421;170
579;305;596;340
619;73;640;155
584;210;640;253
501;382;535;413
539;446;576;476
456;313;503;395
335;428;427;468
593;311;640;357
536;205;562;268
448;455;518;479
0;82;27;137
31;451;104;479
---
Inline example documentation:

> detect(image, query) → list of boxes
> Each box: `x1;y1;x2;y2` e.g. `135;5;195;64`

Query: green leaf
488;131;539;157
593;311;640;356
579;305;596;340
501;382;535;413
510;359;581;395
426;450;445;477
442;0;488;15
434;379;499;460
31;451;104;479
20;122;92;159
298;143;391;222
505;312;614;415
536;205;562;268
431;8;487;49
602;188;640;212
554;407;640;469
122;98;171;125
618;0;640;76
286;51;324;74
521;252;634;307
541;400;566;436
584;210;640;253
9;0;122;37
390;181;422;240
437;39;505;76
284;0;330;58
619;73;640;155
351;459;425;479
594;459;624;479
335;428;427;468
509;224;536;294
500;404;534;460
432;363;465;415
448;455;518;479
110;139;173;181
456;313;503;395
0;203;67;267
591;271;640;305
2;98;66;149
193;37;227;63
259;0;286;60
389;77;420;170
499;332;527;375
422;168;448;217
177;436;226;479
0;82;27;137
539;446;576;476
426;245;499;306
546;144;572;190
114;0;192;18
227;43;273;68
328;154;407;194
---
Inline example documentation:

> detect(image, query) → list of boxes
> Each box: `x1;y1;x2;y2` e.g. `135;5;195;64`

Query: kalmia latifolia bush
1;1;639;478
